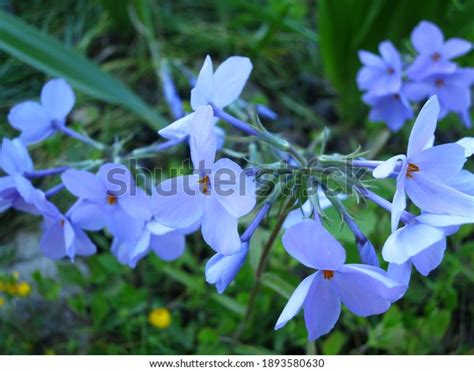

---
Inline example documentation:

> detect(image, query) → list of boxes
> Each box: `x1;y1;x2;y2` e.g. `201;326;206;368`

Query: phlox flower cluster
357;20;473;130
1;47;473;342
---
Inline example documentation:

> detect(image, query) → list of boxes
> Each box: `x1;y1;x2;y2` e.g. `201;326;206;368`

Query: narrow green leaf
0;10;165;129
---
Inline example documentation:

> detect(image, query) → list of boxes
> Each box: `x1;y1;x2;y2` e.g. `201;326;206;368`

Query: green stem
233;196;294;340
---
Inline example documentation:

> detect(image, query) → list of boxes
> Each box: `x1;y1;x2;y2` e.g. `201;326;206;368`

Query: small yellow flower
16;282;31;297
148;308;171;329
0;297;5;307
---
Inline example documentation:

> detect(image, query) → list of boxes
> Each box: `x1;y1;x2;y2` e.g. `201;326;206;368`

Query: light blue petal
201;195;240;254
72;226;97;257
411;21;443;54
150;231;186;261
0;138;34;175
158;112;194;141
410;143;466;182
40;79;75;120
212;158;256;218
211;56;253;108
97;163;134;195
68;200;106;231
391;160;407;231
281;219;346;270
440;38;472;59
415;213;474;227
7;101;53;144
382;223;445;264
303;273;341;340
189;105;216;170
190;55;214;110
446;170;474;195
358;240;380;267
407;96;439;158
61;169;106;201
372;155;405;179
275;272;317;330
456;137;474;157
335;265;404;316
387;262;412;287
119;187;152;221
205;244;248;293
282;200;312;229
411;238;446;276
405;173;474;217
40;220;69;259
154;175;205;229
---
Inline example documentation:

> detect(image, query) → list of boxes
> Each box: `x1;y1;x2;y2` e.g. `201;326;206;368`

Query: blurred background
0;0;473;355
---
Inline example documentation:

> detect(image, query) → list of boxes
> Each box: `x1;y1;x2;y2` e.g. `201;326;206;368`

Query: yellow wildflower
16;282;31;297
148;308;171;329
0;297;5;307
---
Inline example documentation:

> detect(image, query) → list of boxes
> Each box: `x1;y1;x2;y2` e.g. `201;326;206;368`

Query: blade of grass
0;10;165;129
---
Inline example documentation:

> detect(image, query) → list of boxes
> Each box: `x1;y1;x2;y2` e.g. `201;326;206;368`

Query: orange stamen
107;195;118;205
431;52;441;61
322;270;334;280
406;163;420;179
198;175;211;195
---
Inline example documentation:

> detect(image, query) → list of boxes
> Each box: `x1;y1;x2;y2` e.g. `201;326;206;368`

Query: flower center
386;66;395;75
322;270;334;280
406;163;420;179
107;195;118;205
434;78;444;87
198;175;211;195
60;219;65;227
392;93;400;101
431;52;441;61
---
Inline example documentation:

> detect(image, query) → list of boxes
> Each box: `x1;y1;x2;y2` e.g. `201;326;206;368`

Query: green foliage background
0;0;473;355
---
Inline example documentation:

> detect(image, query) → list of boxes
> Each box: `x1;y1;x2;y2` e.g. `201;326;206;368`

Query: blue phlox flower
406;21;472;81
2;175;97;260
404;68;474;127
61;163;151;241
372;96;474;230
0;174;45;214
154;105;257;255
158;55;252;141
111;219;196;268
7;79;75;144
357;41;403;95
362;91;414;131
39;201;97;261
0;138;36;213
275;219;404;340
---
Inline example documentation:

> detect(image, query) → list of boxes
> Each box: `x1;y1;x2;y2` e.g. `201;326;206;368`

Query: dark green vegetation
0;0;473;355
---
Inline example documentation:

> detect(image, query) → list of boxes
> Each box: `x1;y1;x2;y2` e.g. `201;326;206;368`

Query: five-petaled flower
373;96;474;231
8;79;75;144
275;219;404;340
406;21;472;80
158;55;252;142
155;105;256;255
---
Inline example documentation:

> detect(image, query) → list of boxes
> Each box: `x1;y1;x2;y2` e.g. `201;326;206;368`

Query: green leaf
0;10;165;129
